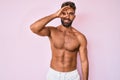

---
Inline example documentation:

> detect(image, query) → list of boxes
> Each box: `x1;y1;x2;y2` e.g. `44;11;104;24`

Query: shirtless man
30;1;89;80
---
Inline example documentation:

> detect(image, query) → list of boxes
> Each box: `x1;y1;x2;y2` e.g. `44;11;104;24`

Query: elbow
81;59;89;65
30;24;38;33
81;59;89;71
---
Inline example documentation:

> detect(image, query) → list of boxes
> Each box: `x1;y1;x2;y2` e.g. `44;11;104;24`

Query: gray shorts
47;68;80;80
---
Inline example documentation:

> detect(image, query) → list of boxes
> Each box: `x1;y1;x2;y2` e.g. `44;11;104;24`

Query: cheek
70;16;75;20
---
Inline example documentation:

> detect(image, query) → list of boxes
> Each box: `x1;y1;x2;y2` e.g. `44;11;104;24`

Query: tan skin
30;6;89;80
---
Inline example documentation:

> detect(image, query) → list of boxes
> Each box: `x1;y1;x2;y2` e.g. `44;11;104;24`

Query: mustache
62;18;71;21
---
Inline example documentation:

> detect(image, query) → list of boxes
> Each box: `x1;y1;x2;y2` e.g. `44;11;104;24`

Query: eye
62;12;65;15
69;12;74;15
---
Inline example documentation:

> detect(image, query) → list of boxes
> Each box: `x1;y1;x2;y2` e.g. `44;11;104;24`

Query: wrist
51;13;58;19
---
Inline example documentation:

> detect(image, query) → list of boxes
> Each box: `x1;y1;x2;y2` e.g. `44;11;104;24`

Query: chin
61;22;72;28
62;23;72;28
64;25;71;28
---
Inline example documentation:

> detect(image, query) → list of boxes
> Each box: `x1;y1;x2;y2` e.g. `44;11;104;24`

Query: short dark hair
61;1;76;11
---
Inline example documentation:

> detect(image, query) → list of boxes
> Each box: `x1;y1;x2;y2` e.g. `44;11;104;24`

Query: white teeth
64;20;69;22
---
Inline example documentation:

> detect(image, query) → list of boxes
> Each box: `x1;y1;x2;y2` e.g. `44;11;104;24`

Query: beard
61;18;73;28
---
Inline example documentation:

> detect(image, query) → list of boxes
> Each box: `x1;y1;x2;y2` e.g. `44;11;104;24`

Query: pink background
0;0;120;80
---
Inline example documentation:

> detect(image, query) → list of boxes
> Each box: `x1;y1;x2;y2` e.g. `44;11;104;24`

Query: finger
61;6;71;11
57;6;70;16
55;6;71;18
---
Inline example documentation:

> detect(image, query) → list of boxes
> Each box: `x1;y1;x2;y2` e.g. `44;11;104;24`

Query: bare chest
50;31;80;51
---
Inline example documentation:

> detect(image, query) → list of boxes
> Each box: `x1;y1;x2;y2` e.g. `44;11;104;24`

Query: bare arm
79;35;89;80
30;6;71;36
30;14;56;36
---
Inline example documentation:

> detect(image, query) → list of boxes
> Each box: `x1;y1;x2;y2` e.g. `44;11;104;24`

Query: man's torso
48;25;81;72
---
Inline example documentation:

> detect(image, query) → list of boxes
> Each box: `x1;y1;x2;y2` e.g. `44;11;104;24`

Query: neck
58;25;72;32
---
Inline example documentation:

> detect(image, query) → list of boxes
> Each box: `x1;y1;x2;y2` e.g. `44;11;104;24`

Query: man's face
61;7;75;27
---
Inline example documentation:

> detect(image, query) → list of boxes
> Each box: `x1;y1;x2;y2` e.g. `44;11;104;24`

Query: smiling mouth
64;19;71;23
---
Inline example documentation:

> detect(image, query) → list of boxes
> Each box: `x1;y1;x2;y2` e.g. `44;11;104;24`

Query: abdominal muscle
50;48;78;72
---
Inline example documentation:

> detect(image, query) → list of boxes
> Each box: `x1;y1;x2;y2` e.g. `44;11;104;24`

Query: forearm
30;6;70;33
81;60;89;80
30;13;57;33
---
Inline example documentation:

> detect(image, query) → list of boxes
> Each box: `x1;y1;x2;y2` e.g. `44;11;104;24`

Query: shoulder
47;26;60;37
72;27;87;45
48;25;64;32
47;26;61;30
47;26;56;30
46;26;58;33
